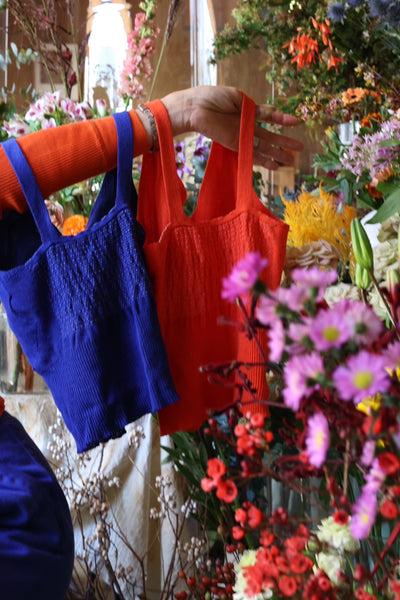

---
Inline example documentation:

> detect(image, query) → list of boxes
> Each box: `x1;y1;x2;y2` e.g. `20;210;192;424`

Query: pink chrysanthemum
255;294;278;326
271;284;311;312
292;266;338;287
309;306;353;351
283;352;324;412
332;350;390;405
268;319;286;363
382;340;400;371
287;321;310;354
222;252;268;302
336;299;382;345
350;487;378;539
305;412;330;468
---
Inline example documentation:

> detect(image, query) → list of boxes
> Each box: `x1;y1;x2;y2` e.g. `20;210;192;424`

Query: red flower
333;510;349;525
378;452;400;476
236;433;258;456
68;71;77;87
206;457;226;481
380;499;398;519
390;579;400;600
216;479;238;503
260;529;275;547
242;564;264;596
200;477;215;492
232;525;245;540
250;413;265;428
234;423;247;437
328;54;343;70
248;505;263;528
278;574;298;596
284;534;307;556
275;555;290;573
235;508;247;524
290;553;313;574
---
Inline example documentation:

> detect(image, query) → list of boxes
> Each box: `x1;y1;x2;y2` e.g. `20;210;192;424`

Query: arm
0;86;303;216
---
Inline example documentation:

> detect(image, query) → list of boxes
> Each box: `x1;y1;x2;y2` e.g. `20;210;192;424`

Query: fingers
253;105;304;168
256;104;302;128
253;125;304;169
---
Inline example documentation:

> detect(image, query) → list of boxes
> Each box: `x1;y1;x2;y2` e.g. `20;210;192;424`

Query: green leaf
379;139;400;147
199;442;209;470
366;188;400;223
340;178;351;203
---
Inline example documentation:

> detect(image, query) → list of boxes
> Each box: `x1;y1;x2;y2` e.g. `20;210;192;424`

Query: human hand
161;85;304;170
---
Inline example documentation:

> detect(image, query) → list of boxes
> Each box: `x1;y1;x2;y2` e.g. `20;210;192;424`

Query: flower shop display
5;0;400;599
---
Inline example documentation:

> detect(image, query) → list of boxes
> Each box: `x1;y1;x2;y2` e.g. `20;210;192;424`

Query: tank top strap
237;93;256;209
113;111;136;212
87;111;137;227
145;100;187;225
1;138;60;244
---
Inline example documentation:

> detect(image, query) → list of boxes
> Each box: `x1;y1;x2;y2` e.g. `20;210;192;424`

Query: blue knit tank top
0;112;179;452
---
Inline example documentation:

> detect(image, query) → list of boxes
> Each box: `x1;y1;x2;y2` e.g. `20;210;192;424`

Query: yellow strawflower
282;187;357;261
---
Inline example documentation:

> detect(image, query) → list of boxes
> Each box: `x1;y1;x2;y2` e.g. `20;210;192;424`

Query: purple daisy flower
268;319;286;363
222;252;268;302
337;299;383;345
382;341;400;372
287;321;311;354
272;284;311;312
364;457;386;492
361;439;376;467
305;412;330;468
256;295;278;326
292;266;338;289
308;306;353;351
283;352;324;412
350;488;378;539
332;350;390;404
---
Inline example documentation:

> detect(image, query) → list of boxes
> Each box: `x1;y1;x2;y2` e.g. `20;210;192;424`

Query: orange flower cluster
62;214;88;236
342;88;381;107
283;18;343;71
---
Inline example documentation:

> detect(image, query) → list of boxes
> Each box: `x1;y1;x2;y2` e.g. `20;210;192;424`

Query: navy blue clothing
0;411;74;599
0;112;179;452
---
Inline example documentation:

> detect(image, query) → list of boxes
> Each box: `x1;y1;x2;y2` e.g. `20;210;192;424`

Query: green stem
41;0;68;96
147;34;167;102
369;269;397;330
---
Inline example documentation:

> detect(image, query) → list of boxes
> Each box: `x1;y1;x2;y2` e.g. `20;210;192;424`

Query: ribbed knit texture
138;94;289;436
0;111;179;452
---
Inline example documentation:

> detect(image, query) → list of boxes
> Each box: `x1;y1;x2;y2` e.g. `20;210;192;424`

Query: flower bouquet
163;223;400;599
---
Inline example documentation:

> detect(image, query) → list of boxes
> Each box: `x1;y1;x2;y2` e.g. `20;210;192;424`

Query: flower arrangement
307;107;400;226
118;0;159;106
162;234;400;599
212;0;400;123
2;90;107;218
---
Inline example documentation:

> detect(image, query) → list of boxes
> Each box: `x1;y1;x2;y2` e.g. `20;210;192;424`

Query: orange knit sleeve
0;110;151;217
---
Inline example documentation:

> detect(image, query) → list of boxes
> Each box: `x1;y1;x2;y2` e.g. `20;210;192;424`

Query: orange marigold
342;87;367;105
365;183;383;199
360;112;383;128
62;214;88;236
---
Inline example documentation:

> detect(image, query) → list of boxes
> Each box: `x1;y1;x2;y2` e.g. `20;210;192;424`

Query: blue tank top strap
113;111;136;214
85;111;136;227
1;139;59;244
